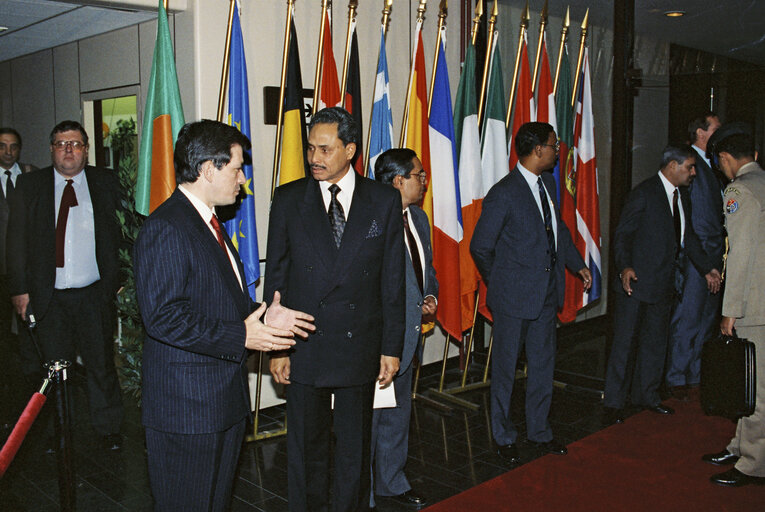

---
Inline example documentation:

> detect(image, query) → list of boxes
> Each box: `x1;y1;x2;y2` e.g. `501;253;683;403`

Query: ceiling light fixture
664;10;685;17
0;27;8;32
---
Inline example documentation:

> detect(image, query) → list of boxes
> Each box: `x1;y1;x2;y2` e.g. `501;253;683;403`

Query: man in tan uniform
702;123;765;486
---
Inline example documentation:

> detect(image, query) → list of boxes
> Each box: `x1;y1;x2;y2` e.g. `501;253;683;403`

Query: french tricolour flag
428;33;463;339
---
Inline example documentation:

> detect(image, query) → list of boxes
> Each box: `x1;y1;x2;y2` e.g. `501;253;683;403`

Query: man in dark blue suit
666;113;724;400
371;149;437;509
604;144;720;425
471;122;591;464
134;120;314;511
267;107;405;512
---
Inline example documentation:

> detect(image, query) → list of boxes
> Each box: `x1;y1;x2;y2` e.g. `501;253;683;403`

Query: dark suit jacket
134;189;254;434
264;172;405;388
0;162;36;274
686;153;725;266
401;205;438;374
612;174;714;303
470;168;585;320
6;166;122;318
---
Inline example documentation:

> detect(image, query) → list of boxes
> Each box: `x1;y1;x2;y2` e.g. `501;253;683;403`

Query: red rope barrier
0;392;47;478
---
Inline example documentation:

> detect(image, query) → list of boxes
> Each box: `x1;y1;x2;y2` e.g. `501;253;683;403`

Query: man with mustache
267;107;405;512
604;144;720;425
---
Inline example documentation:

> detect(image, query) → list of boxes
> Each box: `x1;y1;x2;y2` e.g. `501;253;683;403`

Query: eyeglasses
53;141;87;151
540;140;561;152
405;171;427;183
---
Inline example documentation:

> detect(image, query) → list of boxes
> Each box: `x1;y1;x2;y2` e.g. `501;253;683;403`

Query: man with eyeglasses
0;127;37;429
7;120;125;451
370;148;437;509
471;122;591;464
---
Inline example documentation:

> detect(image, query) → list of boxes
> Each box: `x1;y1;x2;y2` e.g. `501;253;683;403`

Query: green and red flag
136;0;185;215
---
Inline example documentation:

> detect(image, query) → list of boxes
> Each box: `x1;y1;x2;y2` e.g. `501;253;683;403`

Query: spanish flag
136;0;185;215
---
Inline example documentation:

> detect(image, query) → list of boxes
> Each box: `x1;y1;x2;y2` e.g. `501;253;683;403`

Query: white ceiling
0;0;157;62
2;1;765;65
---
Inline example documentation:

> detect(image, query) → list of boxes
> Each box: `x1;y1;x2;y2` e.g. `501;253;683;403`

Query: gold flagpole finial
531;0;549;94
571;7;589;107
506;0;529;129
312;0;330;115
470;0;483;45
552;6;570;97
477;0;499;127
427;1;448;116
416;0;428;23
340;0;358;106
382;0;393;33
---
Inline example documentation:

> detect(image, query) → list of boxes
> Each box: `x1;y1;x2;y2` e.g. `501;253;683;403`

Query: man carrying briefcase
702;123;765;487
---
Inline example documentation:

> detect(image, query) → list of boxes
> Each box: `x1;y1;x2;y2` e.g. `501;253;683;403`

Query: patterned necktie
403;211;424;293
673;189;682;257
538;177;556;265
55;179;78;268
4;170;12;198
327;184;346;248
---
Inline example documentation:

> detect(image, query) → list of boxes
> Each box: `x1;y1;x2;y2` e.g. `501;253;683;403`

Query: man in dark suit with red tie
7;120;125;449
134;120;314;511
267;107;405;512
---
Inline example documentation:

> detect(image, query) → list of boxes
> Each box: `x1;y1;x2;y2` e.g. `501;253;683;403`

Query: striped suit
134;188;253;511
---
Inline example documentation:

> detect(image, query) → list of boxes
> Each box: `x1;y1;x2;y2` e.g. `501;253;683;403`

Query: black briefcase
700;332;756;420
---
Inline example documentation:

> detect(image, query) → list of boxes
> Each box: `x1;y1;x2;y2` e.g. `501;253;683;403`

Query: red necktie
55;179;78;268
209;215;228;252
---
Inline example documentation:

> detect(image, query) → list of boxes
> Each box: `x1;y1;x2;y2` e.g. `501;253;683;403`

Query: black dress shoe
702;449;739;466
497;443;521;463
645;404;674;415
385;490;428;509
711;468;765;487
529;439;568;455
103;433;123;451
603;407;625;425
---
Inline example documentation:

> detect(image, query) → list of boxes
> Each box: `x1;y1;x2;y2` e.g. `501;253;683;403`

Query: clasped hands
244;291;315;352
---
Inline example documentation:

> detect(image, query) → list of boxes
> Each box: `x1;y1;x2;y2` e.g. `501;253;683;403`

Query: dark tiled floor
1;321;619;511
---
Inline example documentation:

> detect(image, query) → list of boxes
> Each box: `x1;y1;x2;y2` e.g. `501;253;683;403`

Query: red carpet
426;399;765;511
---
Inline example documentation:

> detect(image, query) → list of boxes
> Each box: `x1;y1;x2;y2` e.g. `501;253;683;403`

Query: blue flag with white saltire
367;26;394;179
224;2;260;298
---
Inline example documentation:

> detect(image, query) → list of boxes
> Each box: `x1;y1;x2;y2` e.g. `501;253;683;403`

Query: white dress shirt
1;162;21;198
179;185;243;290
54;169;100;289
319;168;356;216
517;163;558;248
658;170;686;245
